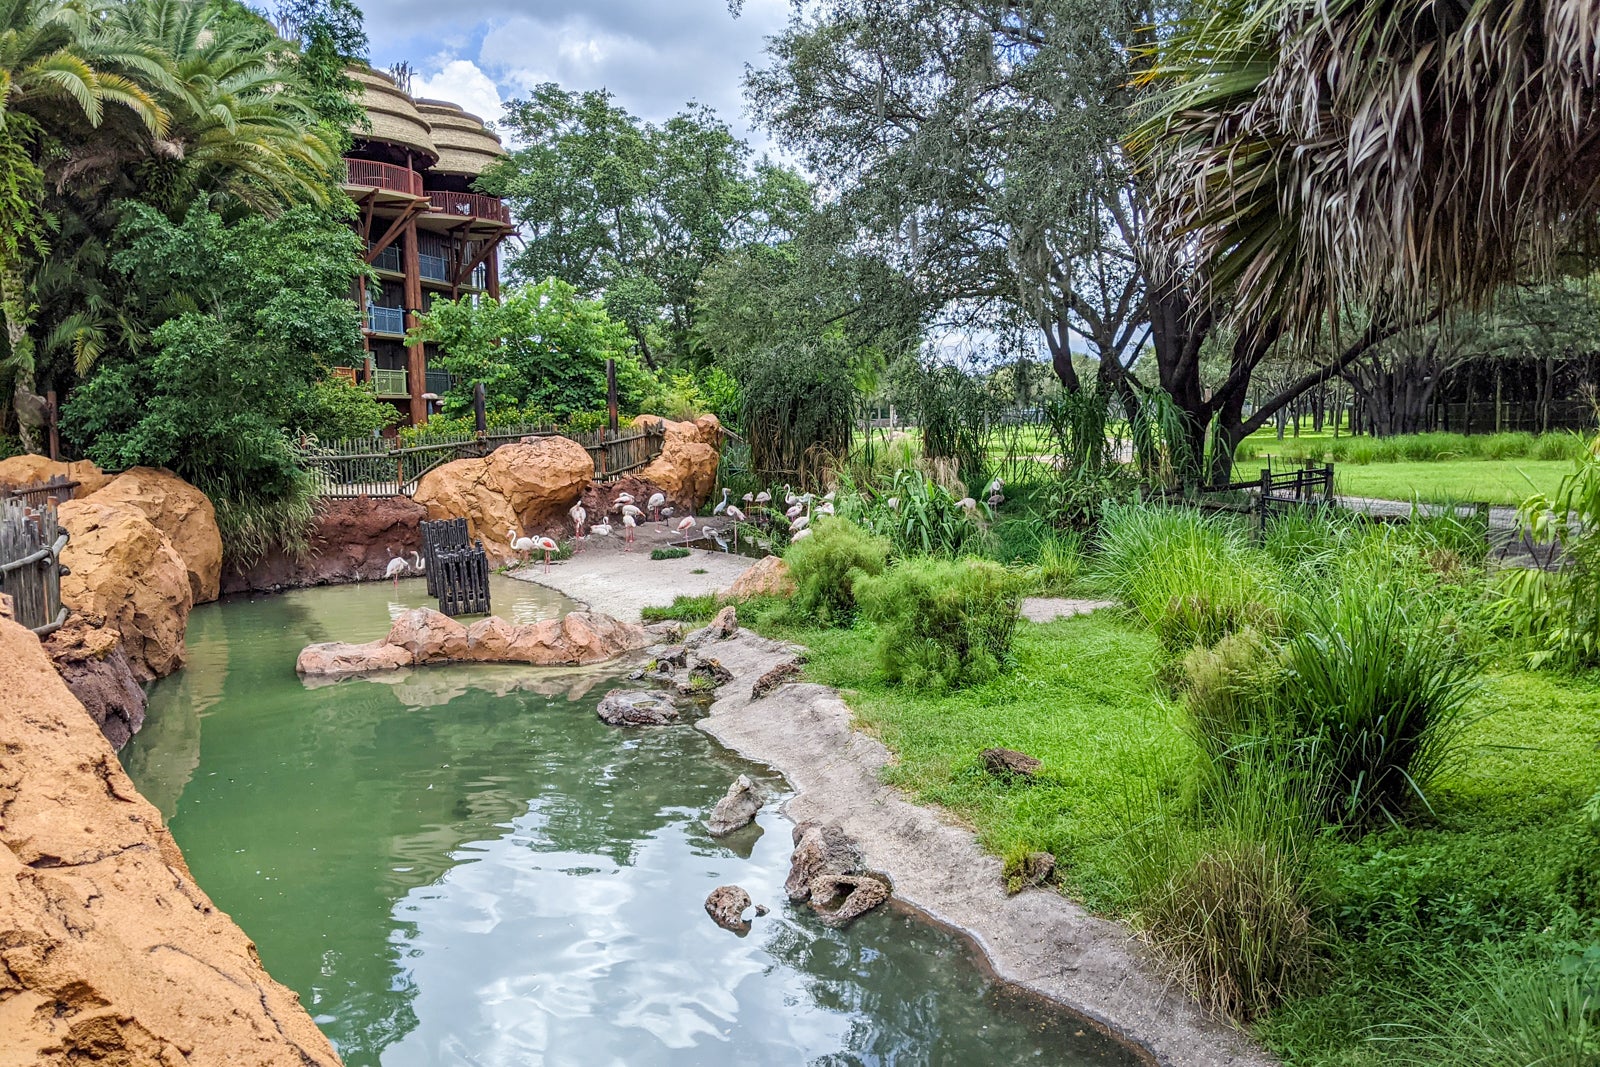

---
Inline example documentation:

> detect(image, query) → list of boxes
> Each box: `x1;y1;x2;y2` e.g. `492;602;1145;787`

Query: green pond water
121;576;1141;1067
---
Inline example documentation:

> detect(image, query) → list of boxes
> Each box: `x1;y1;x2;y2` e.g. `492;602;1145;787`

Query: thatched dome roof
414;99;506;177
348;67;437;162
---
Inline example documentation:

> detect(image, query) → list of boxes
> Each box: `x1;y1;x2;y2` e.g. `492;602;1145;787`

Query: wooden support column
486;243;500;300
403;217;426;425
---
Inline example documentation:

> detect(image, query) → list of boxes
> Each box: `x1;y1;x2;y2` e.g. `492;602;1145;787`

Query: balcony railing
345;159;423;196
366;305;406;336
371;368;408;397
426;190;511;224
369;244;402;273
425;368;455;395
418;252;448;283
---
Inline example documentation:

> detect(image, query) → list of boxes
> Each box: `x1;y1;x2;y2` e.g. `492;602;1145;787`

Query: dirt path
507;520;754;621
689;623;1277;1067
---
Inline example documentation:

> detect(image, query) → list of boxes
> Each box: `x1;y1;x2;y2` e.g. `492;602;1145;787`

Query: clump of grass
784;517;890;626
640;593;720;622
1237;430;1590;466
649;547;691;560
856;557;1023;690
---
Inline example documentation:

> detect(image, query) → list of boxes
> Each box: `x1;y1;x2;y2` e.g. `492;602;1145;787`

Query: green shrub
1180;629;1287;763
857;558;1023;690
850;467;984;557
784;518;891;626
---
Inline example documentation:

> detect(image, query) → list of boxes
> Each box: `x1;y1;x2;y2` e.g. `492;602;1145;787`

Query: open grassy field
1332;459;1570;505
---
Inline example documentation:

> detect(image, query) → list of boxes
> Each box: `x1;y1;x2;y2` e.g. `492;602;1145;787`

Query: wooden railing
0;498;69;634
345;159;424;196
371;368;408;397
299;423;666;498
426;190;511;224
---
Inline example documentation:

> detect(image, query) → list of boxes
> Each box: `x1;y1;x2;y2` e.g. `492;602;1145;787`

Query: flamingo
569;503;587;538
647;492;666;520
661;506;676;520
791;526;813;542
534;535;559;570
385;551;423;590
676;515;696;545
786;502;805;521
784;486;799;507
956;497;979;515
823;490;836;503
816;501;836;517
712;488;731;515
886;497;900;512
754;489;771;508
622;511;638;550
704;525;729;552
616;492;635;506
725;504;746;552
591;515;613;539
742;492;755;506
791;514;810;533
508;526;537;563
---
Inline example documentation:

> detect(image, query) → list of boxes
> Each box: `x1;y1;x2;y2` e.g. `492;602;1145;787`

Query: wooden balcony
345;159;423;196
371;368;409;398
426;190;511;224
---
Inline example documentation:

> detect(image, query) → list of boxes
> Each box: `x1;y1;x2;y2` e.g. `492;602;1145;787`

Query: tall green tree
479;85;810;366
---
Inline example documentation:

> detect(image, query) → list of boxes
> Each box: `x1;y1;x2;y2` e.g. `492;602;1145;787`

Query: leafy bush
857;558;1023;690
287;374;398;442
784;519;890;625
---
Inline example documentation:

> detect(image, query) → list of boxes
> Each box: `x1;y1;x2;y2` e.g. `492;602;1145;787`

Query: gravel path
1020;597;1116;623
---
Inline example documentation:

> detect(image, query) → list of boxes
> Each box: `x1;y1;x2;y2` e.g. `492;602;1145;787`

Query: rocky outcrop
57;499;193;681
723;555;795;599
596;688;681;726
295;607;648;675
43;617;146;748
704;605;738;640
785;822;890;928
634;415;723;512
706;775;763;836
86;467;223;604
0;617;341;1066
223;495;425;594
704;885;756;933
809;872;892;929
413;437;594;562
689;656;733;688
751;659;802;700
0;455;111;498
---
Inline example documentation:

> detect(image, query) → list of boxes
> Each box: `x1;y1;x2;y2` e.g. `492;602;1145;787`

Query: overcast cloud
353;0;789;145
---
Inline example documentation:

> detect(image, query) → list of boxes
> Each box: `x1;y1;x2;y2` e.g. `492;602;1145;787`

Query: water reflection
125;582;1140;1067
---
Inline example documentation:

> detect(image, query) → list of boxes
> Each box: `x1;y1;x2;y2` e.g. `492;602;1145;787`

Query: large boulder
86;467;222;604
413;436;594;562
634;415;723;512
296;607;649;675
57;499;193;681
43;617;146;749
596;688;681;726
0;617;341;1066
724;555;795;599
0;455;111;498
223;494;425;594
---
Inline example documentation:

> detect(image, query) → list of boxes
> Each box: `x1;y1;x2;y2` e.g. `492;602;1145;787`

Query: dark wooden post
45;390;58;461
473;382;488;436
402;216;426;426
606;358;619;434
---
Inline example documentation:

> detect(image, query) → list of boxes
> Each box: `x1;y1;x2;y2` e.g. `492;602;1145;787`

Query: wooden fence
435;542;490;617
300;424;666;498
420;518;469;598
3;474;78;510
0;498;69;634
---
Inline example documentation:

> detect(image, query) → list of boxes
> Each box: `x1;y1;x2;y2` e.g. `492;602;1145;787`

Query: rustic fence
0;498;69;634
419;517;469;598
435;542;491;617
299;423;666;498
3;474;78;510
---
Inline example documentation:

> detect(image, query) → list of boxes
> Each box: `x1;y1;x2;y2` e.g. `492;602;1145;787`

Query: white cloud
411;58;505;126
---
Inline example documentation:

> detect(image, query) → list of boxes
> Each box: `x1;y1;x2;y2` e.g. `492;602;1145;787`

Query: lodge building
340;66;512;426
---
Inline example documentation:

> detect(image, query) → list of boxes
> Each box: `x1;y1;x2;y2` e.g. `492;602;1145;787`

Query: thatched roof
414;99;507;177
348;67;438;162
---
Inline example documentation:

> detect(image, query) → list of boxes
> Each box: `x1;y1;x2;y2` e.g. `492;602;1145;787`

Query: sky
352;0;791;147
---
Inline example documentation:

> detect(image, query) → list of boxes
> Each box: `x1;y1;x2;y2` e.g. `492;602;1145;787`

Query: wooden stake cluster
0;498;69;634
434;542;490;617
420;517;469;597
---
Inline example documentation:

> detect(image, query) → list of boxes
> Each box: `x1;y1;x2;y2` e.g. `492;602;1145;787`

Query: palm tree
0;0;171;451
1134;0;1600;336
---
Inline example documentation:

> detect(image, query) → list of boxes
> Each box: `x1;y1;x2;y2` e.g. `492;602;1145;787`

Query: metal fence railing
366;305;406;337
0;497;69;634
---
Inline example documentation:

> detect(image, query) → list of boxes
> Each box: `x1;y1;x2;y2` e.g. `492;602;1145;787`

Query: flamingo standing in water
676;515;697;546
713;488;731;515
534;535;559;570
704;525;729;552
725;504;746;553
385;551;424;590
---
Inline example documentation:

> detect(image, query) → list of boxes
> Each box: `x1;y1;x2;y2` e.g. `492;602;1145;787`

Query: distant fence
299;423;666;498
0;497;69;634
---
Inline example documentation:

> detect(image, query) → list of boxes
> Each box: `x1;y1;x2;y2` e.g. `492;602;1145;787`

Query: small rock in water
808;872;891;929
704;885;755;933
690;657;734;688
785;822;862;903
750;659;802;700
706;775;764;836
654;645;689;670
706;605;738;639
596;689;680;727
982;747;1042;780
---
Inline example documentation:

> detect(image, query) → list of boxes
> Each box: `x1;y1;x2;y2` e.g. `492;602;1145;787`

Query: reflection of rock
596;689;680;726
809;873;891;928
296;608;648;675
704;885;754;933
634;414;723;512
751;659;802;700
690;656;733;688
43;617;145;748
413;436;594;562
0;454;110;497
706;774;763;836
223;495;425;594
724;555;795;599
58;499;193;681
86;467;222;604
785;822;862;903
982;747;1041;780
0;617;340;1065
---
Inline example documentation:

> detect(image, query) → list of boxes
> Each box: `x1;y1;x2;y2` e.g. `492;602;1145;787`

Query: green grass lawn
1332;458;1570;505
